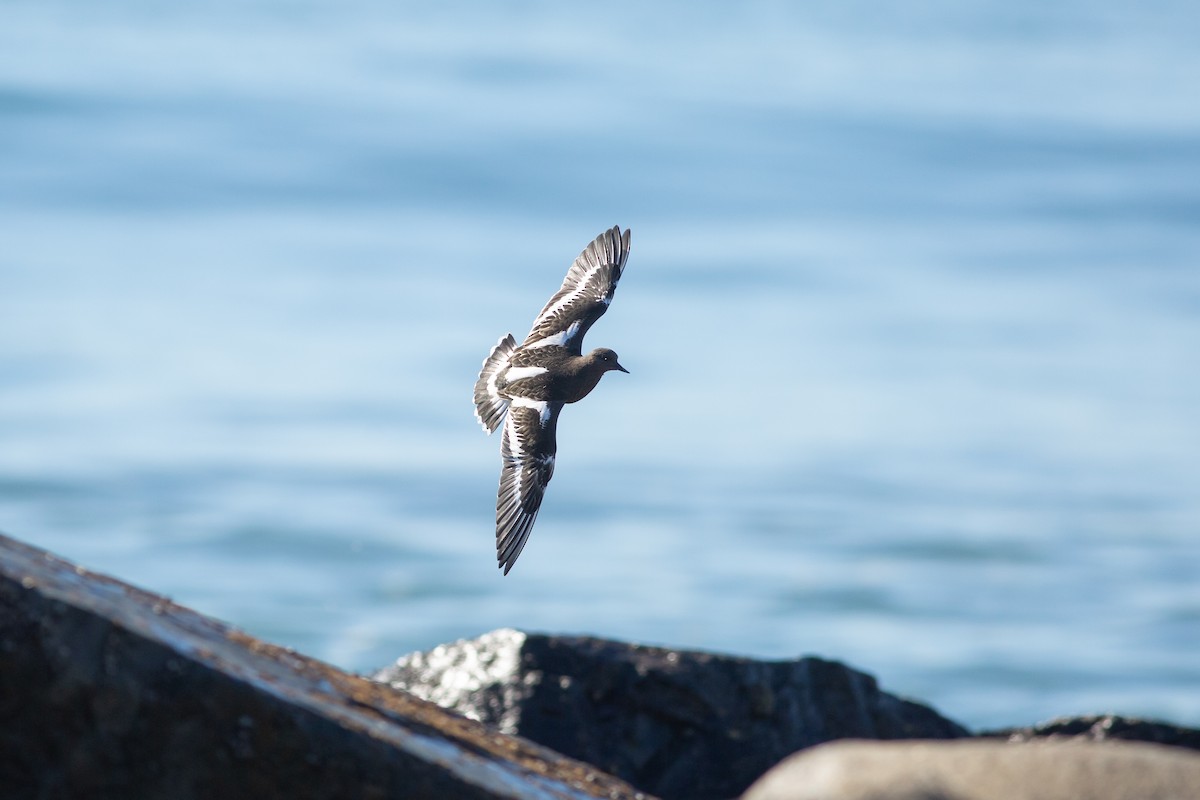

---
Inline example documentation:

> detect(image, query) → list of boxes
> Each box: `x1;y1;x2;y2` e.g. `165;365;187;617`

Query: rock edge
0;532;650;800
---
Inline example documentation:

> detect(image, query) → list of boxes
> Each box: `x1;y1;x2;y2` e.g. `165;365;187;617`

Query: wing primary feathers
522;226;631;353
495;401;561;574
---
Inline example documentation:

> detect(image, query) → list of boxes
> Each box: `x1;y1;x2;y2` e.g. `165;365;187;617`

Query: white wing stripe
524;320;580;349
504;418;525;459
510;397;552;427
527;261;605;336
504;366;548;381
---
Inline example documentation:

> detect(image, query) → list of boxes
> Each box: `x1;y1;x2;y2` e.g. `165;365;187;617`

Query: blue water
2;2;1199;731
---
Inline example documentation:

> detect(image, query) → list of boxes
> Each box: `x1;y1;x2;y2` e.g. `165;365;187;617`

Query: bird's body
473;226;631;574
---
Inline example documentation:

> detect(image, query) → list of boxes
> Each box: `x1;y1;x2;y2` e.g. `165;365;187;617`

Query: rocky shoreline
2;532;1197;799
375;630;1200;799
373;629;970;799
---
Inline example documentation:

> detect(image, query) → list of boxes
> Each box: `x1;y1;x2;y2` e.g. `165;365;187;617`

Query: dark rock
0;533;651;800
981;713;1200;752
374;629;970;800
739;738;1200;800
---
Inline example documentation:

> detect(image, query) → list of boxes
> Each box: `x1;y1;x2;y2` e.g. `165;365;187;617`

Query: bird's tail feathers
473;334;517;434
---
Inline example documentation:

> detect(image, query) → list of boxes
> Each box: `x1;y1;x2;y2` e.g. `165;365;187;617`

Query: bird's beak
614;361;629;374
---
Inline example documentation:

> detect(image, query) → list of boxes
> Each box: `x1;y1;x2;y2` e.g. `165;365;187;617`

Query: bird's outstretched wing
496;398;563;574
522;226;631;354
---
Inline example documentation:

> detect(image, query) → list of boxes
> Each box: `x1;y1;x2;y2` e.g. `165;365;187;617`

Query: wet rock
374;629;969;800
0;533;650;800
739;738;1200;800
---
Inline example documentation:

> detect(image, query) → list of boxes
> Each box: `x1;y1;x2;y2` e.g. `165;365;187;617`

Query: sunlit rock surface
0;534;650;800
739;738;1200;800
374;629;969;800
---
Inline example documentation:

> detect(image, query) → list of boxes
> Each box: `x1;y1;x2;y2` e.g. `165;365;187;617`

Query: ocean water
2;2;1198;731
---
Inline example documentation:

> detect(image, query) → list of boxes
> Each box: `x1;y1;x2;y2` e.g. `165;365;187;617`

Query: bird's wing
496;398;563;574
522;226;631;354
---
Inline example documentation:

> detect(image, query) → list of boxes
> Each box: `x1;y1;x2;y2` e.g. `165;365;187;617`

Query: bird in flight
473;226;632;574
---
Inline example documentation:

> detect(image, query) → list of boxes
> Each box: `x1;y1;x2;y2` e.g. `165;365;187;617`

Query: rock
0;533;650;800
982;713;1200;752
739;738;1200;800
374;629;969;800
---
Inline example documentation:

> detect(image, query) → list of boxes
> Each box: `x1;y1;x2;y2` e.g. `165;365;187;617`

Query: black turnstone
473;226;632;575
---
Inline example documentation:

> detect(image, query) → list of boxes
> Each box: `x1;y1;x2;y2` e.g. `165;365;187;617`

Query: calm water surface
2;2;1198;729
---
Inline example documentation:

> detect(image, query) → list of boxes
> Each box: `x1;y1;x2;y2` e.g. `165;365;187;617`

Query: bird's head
592;348;629;374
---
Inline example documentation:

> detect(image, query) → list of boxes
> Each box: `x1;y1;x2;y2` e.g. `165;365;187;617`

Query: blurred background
2;1;1198;730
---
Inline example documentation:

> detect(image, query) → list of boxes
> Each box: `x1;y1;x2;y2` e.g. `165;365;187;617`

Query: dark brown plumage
473;226;631;574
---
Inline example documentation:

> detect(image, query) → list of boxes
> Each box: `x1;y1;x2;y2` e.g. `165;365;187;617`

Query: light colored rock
740;738;1200;800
